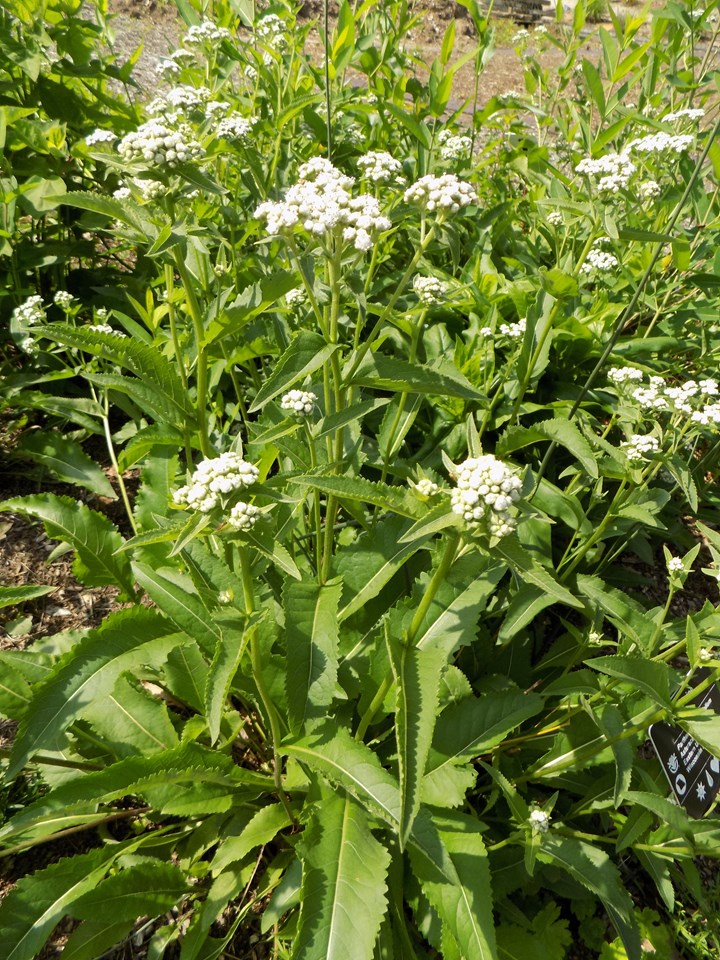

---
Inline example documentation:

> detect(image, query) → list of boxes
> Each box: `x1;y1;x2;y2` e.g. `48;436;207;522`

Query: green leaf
211;803;293;875
37;324;195;423
386;633;446;849
249;332;338;412
6;607;181;781
409;812;496;960
61;190;151;232
495;537;583;609
70;861;188;921
17;431;117;498
576;575;656;652
538;835;640;960
205;617;254;744
0;848;122;960
0;495;134;597
315;397;391;439
61;920;136;960
0;584;55;610
348;353;483;401
586;656;673;709
383;103;432;148
293;794;390;960
294;473;417;518
284;579;342;732
497;419;598;479
18;175;66;215
83;672;180;757
132;563;220;654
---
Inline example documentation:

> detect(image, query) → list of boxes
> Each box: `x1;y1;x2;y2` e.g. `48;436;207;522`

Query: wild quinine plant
3;0;720;957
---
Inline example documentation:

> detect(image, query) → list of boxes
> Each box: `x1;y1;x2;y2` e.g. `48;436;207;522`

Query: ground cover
2;0;720;957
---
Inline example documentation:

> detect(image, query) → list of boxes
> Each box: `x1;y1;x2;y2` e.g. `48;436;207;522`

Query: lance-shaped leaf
386;631;446;849
284;579;342;731
132;563;220;655
69;861;189;921
497;418;598;479
0;584;55;609
495;537;583;609
293;474;418;518
538;835;640;960
82;672;180;757
16;430;117;498
61;920;136;960
1;495;134;598
0;847;123;960
293;794;391;960
586;655;673;709
409;811;496;960
0;742;272;850
205;615;255;744
6;607;181;781
249;332;338;412
348;353;484;401
212;803;294;875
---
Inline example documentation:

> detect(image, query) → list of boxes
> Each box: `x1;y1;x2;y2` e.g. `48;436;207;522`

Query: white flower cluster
627;133;694;156
438;129;472;162
623;434;660;461
664;108;705;123
156;48;196;77
450;455;522;538
608;366;644;384
280;389;316;417
256;13;288;51
512;28;530;44
499;318;526;338
286;286;307;308
148;85;211;118
667;556;684;573
529;808;551;833
227;501;260;531
12;295;45;325
357;151;403;183
173;453;259;513
118;120;202;169
581;248;618;272
413;275;447;305
638;179;661;200
184;19;232;46
546;210;563;225
217;114;255;142
692;402;720;426
53;290;73;310
255;158;391;253
115;177;165;202
404;174;475;215
575;152;636;194
86;128;116;146
206;99;230;118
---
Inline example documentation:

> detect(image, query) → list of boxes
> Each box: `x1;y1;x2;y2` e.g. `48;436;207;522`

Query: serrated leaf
6;607;181;781
577;575;656;652
205;616;254;744
70;861;189;921
409;812;496;960
163;640;209;712
387;634;446;849
293;474;417;518
212;803;293;875
586;655;673;709
249;332;338;412
37;323;195;422
0;742;271;850
284;579;342;732
348;352;483;401
314;397;391;439
61;190;149;231
132;563;220;654
497;419;598;479
0;495;134;597
61;920;136;960
0;584;55;609
538;835;640;960
0;847;122;960
0;659;33;720
495;537;583;609
17;431;117;499
83;672;180;757
293;794;390;960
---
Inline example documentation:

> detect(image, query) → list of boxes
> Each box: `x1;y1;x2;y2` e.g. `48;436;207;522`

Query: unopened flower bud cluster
546;210;563;225
148;85;211;119
413;275;447;305
227;501;260;531
450;455;522;538
255;13;288;52
86;128;116;146
217;114;255;142
623;434;660;461
438;129;472;162
581;248;619;272
412;478;439;498
184;19;232;46
529;808;551;834
499;318;526;339
357;151;403;183
575;153;636;194
118;120;202;169
638;179;661;200
53;290;74;310
281;389;316;417
404;174;475;214
173;453;259;513
255;158;391;253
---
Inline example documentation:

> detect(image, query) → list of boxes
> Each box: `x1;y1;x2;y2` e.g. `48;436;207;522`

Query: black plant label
649;668;720;819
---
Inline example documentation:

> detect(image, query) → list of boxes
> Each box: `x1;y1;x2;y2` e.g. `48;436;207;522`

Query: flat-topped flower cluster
450;455;523;539
609;367;720;427
118;119;202;169
173;453;259;513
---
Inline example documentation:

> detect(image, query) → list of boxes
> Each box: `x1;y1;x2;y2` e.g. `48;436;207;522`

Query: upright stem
323;0;332;161
174;253;211;458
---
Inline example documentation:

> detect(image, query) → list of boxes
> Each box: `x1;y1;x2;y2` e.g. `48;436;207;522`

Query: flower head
12;295;45;326
404;174;475;215
529;808;551;834
173;453;259;513
413;275;447;305
227;501;261;531
281;389;316;417
357;151;403;183
450;454;522;538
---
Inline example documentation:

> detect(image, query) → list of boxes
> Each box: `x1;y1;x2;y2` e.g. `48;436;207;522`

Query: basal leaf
6;607;181;780
0;495;134;597
293;794;390;960
211;803;293;875
284;578;342;731
293;473;418;518
69;861;189;921
249;332;338;412
348;352;484;401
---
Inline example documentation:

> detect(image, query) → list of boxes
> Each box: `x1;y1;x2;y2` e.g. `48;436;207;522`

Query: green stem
101;394;138;537
174;252;211;458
